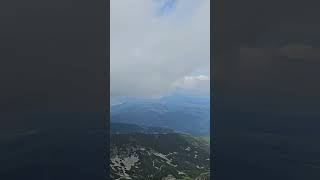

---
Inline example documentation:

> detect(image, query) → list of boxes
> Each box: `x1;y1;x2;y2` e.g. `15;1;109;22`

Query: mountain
110;132;210;180
110;91;210;135
110;91;211;179
110;122;175;134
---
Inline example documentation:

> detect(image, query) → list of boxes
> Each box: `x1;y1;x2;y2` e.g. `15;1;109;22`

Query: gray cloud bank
111;0;210;97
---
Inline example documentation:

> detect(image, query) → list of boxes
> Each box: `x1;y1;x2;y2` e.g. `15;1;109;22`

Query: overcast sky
111;0;210;97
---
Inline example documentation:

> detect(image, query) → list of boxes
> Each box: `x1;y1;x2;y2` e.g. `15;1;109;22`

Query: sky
110;0;210;97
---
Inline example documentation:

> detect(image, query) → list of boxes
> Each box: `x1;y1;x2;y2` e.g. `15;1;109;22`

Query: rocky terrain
110;133;210;180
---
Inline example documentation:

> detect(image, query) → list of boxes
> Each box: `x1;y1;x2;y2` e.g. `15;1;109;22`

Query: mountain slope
110;122;175;134
110;133;210;180
111;93;210;135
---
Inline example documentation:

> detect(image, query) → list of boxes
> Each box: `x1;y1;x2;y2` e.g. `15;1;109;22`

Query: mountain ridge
110;92;210;135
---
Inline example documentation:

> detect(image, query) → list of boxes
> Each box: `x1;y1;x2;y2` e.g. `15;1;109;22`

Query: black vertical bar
0;0;109;179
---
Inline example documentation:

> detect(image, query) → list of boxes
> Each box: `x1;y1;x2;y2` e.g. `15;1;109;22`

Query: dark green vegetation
111;122;174;134
195;136;210;145
110;132;210;180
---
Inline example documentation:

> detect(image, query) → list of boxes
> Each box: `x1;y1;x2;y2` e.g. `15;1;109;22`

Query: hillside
110;133;210;180
110;122;175;134
111;92;210;135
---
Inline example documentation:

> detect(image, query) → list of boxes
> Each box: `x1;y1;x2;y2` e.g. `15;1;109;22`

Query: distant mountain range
111;122;175;134
110;91;210;135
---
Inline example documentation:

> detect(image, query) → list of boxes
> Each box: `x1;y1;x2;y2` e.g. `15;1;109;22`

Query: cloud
172;75;210;95
111;0;210;97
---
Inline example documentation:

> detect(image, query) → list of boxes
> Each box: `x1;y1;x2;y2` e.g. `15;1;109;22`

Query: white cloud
172;75;210;95
111;0;210;97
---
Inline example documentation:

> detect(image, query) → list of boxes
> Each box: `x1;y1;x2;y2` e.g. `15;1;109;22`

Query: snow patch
111;152;140;180
152;152;178;167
